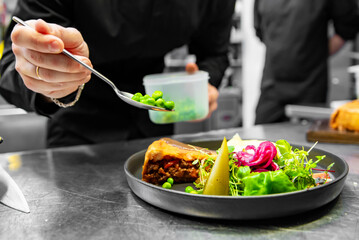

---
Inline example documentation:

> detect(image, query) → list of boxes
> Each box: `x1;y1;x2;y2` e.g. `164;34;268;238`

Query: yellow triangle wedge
203;137;229;195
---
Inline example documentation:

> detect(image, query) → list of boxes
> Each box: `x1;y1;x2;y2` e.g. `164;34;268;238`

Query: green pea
131;95;141;102
155;98;165;108
164;101;175;110
152;90;163;100
143;94;150;99
162;182;172;189
185;186;194;193
167;177;174;185
134;92;143;97
140;99;147;104
145;97;156;106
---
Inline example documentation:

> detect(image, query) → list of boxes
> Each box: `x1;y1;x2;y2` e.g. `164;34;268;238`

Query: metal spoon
12;16;173;112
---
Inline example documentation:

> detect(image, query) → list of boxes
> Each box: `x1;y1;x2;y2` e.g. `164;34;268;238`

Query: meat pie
142;138;217;185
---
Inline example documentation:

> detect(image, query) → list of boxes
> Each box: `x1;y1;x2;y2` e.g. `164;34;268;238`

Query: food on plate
227;133;266;155
202;138;229;195
162;181;172;189
166;177;174;185
162;177;174;189
142;135;333;196
329;99;359;132
131;91;175;110
312;172;332;185
142;138;217;185
185;186;197;194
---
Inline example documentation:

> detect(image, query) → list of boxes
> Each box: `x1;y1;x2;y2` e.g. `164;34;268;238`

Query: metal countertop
0;122;358;240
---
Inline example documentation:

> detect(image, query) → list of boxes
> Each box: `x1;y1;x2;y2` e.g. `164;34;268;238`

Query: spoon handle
12;16;117;91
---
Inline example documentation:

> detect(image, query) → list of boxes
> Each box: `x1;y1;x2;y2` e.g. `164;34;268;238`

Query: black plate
124;140;349;220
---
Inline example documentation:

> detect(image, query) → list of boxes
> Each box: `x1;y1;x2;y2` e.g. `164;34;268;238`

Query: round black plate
124;140;349;219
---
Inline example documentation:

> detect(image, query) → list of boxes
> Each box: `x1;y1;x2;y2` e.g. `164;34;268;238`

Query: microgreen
192;140;332;196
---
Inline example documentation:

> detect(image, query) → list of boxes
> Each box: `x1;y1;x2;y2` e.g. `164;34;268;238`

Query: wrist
35;84;85;115
50;84;85;108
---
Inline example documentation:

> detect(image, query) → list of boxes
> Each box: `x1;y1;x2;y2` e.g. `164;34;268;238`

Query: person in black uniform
0;0;235;147
254;0;359;124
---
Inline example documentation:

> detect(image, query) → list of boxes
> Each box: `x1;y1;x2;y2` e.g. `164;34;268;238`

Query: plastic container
143;71;209;124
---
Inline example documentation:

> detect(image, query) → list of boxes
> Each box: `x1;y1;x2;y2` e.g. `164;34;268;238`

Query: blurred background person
0;0;235;147
254;0;359;124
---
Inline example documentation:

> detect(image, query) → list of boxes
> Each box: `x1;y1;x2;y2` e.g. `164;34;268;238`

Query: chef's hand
190;83;219;122
11;19;92;100
207;83;219;117
185;63;219;120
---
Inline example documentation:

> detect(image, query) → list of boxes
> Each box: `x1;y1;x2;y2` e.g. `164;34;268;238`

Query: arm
0;0;91;115
329;0;359;41
188;0;235;117
11;19;91;98
188;0;235;88
329;34;346;55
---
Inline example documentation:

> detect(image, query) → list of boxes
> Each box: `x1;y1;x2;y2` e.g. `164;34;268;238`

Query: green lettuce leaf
242;170;297;196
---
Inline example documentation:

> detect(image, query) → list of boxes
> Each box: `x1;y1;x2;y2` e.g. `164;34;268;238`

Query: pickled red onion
234;141;279;172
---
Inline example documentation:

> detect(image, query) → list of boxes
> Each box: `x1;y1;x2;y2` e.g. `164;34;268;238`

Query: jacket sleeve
188;0;235;88
329;0;359;40
0;0;72;115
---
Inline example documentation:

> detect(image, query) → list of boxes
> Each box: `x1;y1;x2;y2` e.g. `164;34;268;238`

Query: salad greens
275;140;326;190
192;139;333;196
240;170;297;196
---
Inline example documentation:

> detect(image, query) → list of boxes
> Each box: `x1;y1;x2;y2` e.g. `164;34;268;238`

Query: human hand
190;83;219;122
186;63;219;119
11;19;92;99
207;83;219;118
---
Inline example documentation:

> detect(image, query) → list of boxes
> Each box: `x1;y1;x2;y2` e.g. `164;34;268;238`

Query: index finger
11;20;64;54
34;19;88;56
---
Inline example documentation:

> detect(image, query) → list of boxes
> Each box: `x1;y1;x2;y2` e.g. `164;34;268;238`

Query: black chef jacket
254;0;359;124
0;0;235;147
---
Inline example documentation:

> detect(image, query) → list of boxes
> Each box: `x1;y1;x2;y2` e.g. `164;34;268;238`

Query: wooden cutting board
306;119;359;144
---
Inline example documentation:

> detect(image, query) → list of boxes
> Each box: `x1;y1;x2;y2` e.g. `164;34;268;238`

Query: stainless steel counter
0;122;358;240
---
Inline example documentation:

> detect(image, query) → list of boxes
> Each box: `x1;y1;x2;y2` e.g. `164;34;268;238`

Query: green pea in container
143;71;209;124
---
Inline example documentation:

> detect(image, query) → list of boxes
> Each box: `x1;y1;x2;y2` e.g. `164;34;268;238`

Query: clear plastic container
143;71;209;124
